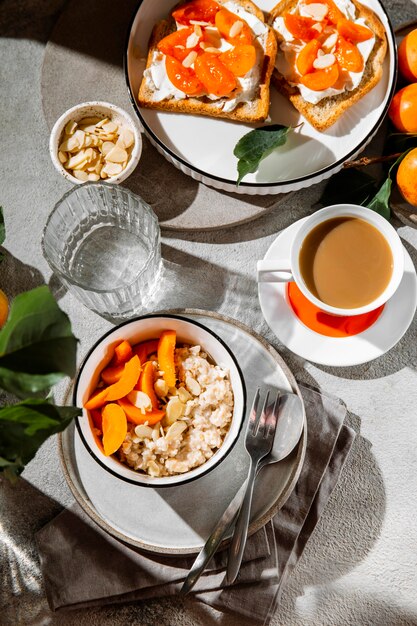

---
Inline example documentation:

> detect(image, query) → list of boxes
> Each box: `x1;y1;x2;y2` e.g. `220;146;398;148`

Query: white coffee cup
257;204;404;317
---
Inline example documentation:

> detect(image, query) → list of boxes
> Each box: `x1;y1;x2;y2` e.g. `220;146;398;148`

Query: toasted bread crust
268;0;387;130
138;0;277;123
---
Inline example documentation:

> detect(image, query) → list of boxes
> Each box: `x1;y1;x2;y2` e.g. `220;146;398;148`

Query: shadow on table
0;476;63;625
0;250;45;297
96;245;258;325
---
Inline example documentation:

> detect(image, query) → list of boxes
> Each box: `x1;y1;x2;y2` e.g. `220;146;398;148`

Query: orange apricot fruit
102;403;127;456
334;35;363;72
305;0;344;24
398;28;417;83
219;44;256;76
388;83;417;133
165;55;205;96
194;52;237;96
284;13;318;42
172;0;220;25
158;28;201;62
397;148;417;207
299;62;339;90
215;8;253;45
337;18;373;43
296;39;321;75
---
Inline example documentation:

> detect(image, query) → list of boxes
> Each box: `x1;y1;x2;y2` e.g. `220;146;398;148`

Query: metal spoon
180;392;304;595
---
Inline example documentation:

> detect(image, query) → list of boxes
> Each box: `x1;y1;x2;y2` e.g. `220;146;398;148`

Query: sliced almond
88;173;100;181
65;120;77;135
201;46;221;54
186;376;201;397
79;124;98;134
322;32;338;50
311;22;324;33
154;379;169;398
95;117;109;128
105;145;128;164
118;128;134;149
66;150;89;169
301;2;328;20
165;397;185;425
80;116;102;125
58;151;67;164
313;52;336;69
229;20;244;38
186;32;200;48
165;420;187;442
127;390;152;414
178;386;192;403
72;129;86;149
101;141;116;156
73;170;89;182
134;424;154;439
194;24;202;38
102;121;118;134
65;135;81;152
189;19;210;25
102;162;123;177
147;460;160;476
182;50;197;67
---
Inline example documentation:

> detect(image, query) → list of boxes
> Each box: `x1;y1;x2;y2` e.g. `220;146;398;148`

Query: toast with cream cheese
138;0;277;123
268;0;387;130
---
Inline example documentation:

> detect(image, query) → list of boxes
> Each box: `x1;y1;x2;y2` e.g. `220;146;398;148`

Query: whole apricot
0;289;9;328
388;83;417;133
398;29;417;82
397;148;417;206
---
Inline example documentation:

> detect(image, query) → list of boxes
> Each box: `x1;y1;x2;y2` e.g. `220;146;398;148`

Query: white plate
125;0;397;195
258;218;417;366
59;310;306;554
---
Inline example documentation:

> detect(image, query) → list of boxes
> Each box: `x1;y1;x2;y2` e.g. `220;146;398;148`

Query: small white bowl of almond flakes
49;101;142;184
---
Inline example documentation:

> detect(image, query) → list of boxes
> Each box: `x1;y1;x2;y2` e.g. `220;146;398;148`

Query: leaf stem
343;153;403;168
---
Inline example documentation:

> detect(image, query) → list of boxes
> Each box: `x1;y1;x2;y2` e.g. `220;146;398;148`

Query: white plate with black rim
59;310;306;555
124;0;397;195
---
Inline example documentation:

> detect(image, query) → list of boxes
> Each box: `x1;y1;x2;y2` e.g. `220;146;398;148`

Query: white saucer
258;218;417;367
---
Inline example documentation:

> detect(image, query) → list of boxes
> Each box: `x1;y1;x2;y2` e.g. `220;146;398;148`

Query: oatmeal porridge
119;345;234;477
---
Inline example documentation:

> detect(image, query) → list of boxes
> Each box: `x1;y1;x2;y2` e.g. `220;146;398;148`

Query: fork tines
248;388;280;438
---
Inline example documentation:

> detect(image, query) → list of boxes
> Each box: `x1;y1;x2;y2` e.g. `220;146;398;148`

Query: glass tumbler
42;183;161;317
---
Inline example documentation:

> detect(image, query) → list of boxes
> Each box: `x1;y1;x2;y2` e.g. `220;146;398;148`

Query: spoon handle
180;481;247;595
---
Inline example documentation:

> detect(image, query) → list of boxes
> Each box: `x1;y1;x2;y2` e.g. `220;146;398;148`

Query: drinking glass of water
42;183;161;317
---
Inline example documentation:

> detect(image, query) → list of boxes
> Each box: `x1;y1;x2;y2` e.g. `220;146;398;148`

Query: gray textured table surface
1;0;417;624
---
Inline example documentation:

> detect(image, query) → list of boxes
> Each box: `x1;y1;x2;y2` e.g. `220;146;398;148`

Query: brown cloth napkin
36;384;355;624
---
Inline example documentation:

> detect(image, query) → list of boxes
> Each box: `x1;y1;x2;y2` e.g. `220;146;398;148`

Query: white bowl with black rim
124;0;397;195
74;314;246;487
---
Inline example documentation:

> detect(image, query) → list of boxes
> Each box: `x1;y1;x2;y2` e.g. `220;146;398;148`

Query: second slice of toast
268;0;387;130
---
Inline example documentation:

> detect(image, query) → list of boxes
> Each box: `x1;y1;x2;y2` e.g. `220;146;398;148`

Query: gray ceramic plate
59;310;306;555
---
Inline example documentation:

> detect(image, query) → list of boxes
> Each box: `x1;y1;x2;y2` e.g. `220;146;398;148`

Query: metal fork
226;388;280;584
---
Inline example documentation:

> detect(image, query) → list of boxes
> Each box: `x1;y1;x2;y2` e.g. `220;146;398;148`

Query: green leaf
234;125;292;185
366;178;392;220
318;169;378;208
0;286;78;398
0;399;81;475
365;150;413;220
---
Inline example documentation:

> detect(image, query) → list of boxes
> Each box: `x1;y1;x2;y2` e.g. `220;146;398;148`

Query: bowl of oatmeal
74;314;245;486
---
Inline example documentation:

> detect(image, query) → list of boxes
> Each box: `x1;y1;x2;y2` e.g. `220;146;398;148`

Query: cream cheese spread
273;0;375;104
143;2;268;111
